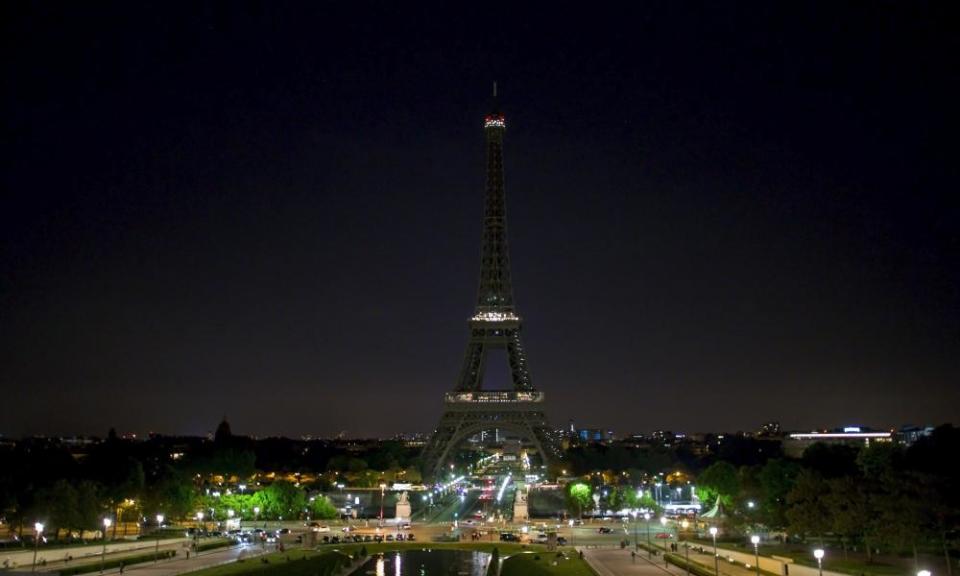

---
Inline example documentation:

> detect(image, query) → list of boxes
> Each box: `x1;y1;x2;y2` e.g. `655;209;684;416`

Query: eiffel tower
421;90;559;481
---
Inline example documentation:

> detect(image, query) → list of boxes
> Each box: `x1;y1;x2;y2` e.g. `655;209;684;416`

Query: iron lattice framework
421;103;559;481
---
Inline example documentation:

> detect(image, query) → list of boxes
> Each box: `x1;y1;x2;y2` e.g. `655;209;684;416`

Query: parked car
406;533;416;541
557;536;568;545
499;533;519;542
598;527;613;534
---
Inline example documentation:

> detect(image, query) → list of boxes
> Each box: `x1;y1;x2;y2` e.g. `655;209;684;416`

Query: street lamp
751;535;761;576
917;571;931;576
814;549;825;576
379;483;387;527
709;526;719;576
195;512;204;555
644;513;652;559
154;515;164;562
100;518;112;574
32;522;43;572
660;517;668;552
631;511;638;551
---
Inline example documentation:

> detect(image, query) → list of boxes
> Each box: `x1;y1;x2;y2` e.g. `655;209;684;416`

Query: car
598;527;613;534
342;526;352;533
278;528;290;535
557;536;568;545
655;532;672;539
315;525;330;533
374;535;384;543
400;523;411;530
406;533;416;541
386;534;394;541
331;536;340;544
535;533;548;543
499;533;519;542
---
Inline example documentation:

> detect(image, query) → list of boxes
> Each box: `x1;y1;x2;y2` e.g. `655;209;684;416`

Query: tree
825;476;868;559
143;467;197;521
696;462;740;507
786;470;831;542
252;481;306;520
758;459;799;531
309;494;338;520
76;481;102;535
567;483;592;519
33;480;80;539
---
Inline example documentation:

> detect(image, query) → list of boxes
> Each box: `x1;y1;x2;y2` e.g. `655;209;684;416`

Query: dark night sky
2;3;958;438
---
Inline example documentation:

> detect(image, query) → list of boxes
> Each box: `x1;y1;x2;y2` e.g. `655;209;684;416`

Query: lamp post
631;511;638;551
814;549;824;576
195;512;204;555
379;484;386;527
644;513;652;559
709;526;719;576
100;518;112;574
681;520;690;576
917;571;931;576
751;535;761;576
660;516;668;552
154;515;164;562
32;522;43;572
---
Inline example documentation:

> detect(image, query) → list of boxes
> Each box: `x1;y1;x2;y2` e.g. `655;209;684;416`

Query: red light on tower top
484;113;506;129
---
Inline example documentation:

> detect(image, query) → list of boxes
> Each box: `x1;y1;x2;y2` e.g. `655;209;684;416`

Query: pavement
91;544;270;576
581;546;689;576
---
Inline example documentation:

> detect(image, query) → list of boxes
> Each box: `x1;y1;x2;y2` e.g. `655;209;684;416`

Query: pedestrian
632;551;636;563
120;562;125;574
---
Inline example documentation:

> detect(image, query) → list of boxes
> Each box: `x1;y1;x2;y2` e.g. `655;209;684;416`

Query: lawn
499;551;597;576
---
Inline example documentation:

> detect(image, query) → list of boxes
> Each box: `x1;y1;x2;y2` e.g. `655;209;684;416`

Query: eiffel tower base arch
420;392;558;482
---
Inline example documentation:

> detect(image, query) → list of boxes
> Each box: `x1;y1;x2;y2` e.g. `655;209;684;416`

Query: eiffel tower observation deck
421;90;558;481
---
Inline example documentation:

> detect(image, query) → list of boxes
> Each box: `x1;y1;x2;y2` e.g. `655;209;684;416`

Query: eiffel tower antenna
420;94;559;481
493;81;497;99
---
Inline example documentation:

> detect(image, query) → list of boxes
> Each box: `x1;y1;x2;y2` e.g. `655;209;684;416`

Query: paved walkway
581;546;688;576
47;544;272;576
580;544;761;576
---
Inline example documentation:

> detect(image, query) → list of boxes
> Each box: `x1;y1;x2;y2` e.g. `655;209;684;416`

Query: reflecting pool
351;549;490;576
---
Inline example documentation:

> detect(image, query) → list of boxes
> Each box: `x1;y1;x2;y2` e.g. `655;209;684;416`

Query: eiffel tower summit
421;88;560;481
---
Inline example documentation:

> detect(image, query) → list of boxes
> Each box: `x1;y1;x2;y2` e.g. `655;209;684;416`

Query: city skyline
3;3;958;438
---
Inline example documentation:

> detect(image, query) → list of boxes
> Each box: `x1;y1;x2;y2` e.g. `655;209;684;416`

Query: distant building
757;421;782;437
896;425;934;446
784;426;892;457
577;428;613;443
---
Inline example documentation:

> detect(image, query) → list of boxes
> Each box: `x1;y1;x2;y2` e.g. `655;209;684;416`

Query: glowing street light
379;483;387;527
917;571;931;576
32;522;44;572
644;513;652;559
814;549;825;576
709;526;720;576
659;517;668;552
154;515;164;563
751;535;761;576
100;518;112;573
